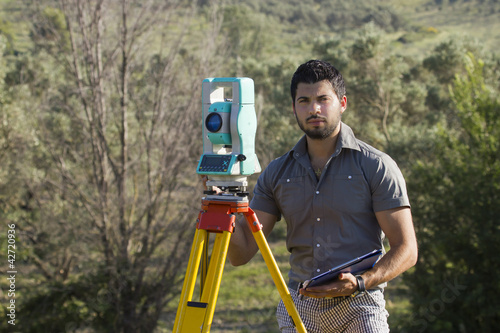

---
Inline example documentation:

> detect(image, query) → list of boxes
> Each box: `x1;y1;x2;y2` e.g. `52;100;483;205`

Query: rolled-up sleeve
369;154;410;212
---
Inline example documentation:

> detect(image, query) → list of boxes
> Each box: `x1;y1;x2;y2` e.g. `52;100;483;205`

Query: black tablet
305;249;383;288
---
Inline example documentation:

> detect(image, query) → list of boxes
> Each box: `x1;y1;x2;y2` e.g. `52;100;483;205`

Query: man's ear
340;95;347;113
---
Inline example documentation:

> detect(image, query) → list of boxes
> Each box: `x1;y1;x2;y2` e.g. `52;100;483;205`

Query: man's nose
309;102;321;114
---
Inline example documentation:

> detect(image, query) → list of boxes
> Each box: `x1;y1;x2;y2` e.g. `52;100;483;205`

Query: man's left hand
299;273;358;298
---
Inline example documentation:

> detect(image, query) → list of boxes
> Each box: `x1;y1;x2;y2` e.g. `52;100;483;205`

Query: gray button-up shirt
250;123;410;288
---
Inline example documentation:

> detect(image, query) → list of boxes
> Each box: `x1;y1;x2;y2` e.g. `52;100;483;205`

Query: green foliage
222;4;280;60
32;6;70;52
423;38;484;85
233;0;409;33
1;1;220;332
0;18;15;53
16;263;187;332
405;54;500;332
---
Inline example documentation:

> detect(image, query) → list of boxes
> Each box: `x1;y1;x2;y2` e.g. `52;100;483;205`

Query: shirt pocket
324;174;370;213
275;176;306;217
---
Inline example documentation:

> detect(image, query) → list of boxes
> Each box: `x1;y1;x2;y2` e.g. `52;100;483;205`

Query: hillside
1;0;498;57
390;0;500;55
230;0;500;57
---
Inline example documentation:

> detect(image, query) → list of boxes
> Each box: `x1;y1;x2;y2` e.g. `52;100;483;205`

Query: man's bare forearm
362;241;418;290
228;217;259;266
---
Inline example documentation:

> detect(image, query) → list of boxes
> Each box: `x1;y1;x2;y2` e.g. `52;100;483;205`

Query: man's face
293;80;346;140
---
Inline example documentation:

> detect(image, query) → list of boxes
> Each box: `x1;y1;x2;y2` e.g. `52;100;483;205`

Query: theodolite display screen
198;155;232;173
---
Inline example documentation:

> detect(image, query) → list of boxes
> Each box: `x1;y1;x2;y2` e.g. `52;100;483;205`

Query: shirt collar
337;122;361;152
290;122;361;159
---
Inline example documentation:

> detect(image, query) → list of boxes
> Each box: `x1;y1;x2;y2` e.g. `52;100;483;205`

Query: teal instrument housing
197;77;261;176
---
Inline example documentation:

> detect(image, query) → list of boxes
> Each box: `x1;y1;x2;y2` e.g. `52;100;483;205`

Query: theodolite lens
206;113;223;132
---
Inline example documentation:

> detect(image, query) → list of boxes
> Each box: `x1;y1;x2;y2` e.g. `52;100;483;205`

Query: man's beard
295;114;340;140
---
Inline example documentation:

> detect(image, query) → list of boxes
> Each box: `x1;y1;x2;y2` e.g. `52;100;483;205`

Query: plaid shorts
276;289;389;333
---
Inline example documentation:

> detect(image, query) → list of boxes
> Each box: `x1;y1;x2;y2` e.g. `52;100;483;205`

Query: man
227;60;418;332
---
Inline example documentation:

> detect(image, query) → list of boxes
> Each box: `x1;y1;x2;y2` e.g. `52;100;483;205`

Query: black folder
303;249;382;289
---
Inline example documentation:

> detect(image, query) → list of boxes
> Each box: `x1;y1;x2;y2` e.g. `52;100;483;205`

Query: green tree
0;1;227;332
221;3;284;77
405;54;500;332
422;37;489;116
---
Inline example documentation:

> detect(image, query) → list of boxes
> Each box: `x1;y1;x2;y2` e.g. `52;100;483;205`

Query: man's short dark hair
290;60;346;103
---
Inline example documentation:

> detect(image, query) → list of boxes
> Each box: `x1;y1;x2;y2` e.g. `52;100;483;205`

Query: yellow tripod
173;197;306;332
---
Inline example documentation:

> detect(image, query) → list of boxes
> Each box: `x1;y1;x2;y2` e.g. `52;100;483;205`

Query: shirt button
316;218;320;222
317;269;321;272
316;191;320;195
287;179;290;182
348;175;352;180
316;243;320;247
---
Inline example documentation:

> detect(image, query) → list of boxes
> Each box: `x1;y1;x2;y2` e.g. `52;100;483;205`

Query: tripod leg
200;231;210;298
173;229;232;333
199;230;232;332
244;210;307;333
173;228;207;333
